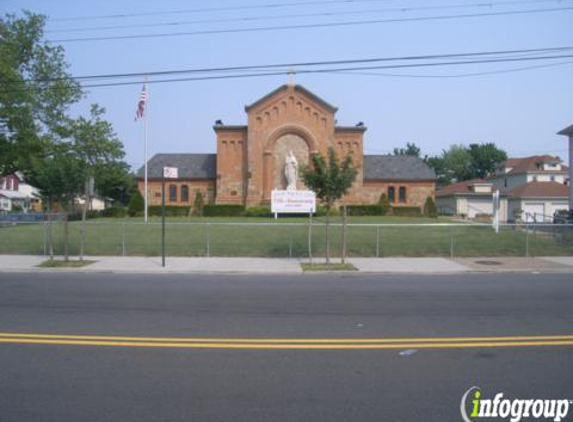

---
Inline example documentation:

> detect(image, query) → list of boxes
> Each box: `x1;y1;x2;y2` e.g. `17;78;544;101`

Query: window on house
399;186;407;203
169;185;177;202
550;175;555;182
388;186;395;203
181;185;189;202
504;179;507;188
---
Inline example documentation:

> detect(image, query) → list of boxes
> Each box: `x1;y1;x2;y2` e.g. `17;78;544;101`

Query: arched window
181;185;189;202
169;185;177;202
388;186;395;203
399;186;407;203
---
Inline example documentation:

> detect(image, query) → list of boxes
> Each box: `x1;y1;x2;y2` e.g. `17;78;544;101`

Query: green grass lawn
1;216;571;258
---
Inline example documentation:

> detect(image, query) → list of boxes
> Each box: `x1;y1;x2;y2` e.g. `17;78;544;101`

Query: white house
557;123;573;211
0;172;41;212
436;155;570;222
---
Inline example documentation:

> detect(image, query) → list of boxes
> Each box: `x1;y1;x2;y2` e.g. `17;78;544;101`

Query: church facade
137;84;436;208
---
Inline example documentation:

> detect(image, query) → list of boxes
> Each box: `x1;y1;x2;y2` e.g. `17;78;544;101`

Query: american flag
134;84;148;121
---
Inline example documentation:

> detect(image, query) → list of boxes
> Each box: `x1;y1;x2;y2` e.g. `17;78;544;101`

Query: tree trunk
325;207;330;265
63;212;69;262
341;203;347;264
47;199;54;261
80;179;89;261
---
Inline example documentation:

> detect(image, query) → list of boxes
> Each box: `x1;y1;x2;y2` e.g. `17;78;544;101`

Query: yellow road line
1;338;573;349
1;333;573;344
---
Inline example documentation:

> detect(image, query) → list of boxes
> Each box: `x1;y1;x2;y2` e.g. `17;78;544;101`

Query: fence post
122;221;126;257
289;228;293;258
525;223;530;258
376;225;380;257
450;225;454;259
341;204;347;264
206;222;210;258
43;221;47;256
308;212;313;264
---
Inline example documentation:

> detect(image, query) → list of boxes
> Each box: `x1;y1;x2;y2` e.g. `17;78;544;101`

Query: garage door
467;198;493;218
522;202;544;222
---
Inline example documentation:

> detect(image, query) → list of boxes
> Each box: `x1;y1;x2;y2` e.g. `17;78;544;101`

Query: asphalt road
0;272;572;422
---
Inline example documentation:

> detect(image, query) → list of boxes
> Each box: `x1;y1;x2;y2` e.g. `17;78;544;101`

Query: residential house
0;172;42;212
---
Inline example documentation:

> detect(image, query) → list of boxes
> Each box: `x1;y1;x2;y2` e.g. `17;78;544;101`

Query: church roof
245;84;338;112
363;155;437;181
137;153;216;179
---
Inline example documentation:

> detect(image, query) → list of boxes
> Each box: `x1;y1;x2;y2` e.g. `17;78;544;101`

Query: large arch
263;124;319;155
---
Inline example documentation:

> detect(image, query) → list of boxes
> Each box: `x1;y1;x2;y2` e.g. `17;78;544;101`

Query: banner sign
163;167;178;179
271;190;316;214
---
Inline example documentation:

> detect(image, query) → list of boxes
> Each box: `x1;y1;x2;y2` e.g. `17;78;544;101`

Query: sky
3;0;573;172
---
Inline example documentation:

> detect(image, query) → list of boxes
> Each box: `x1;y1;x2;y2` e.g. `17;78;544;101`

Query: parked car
553;209;573;224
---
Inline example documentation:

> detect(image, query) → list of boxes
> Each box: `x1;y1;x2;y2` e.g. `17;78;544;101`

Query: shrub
245;206;272;217
128;190;144;217
203;204;245;217
101;205;128;218
378;193;391;215
423;197;438;218
392;206;422;217
192;191;204;216
344;205;384;216
315;205;340;217
147;206;191;217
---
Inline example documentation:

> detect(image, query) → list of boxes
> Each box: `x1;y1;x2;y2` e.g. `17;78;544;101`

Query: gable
245;84;338;114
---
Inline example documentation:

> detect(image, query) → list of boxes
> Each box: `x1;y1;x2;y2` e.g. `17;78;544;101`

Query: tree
128;190;144;217
423;197;438;218
393;142;421;157
69;104;125;259
192;191;204;216
468;143;507;179
0;12;82;176
300;148;358;264
378;193;391;215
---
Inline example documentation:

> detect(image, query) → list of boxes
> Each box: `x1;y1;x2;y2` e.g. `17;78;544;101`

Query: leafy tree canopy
393;142;421;157
0;11;82;176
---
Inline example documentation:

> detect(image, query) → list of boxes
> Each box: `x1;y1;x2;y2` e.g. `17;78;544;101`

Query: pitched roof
496;155;568;175
557;123;573;136
363;155;436;181
507;181;569;198
136;154;216;179
245;84;338;112
435;179;492;197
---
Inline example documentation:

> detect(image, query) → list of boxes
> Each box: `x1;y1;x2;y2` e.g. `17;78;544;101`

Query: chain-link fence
1;218;572;258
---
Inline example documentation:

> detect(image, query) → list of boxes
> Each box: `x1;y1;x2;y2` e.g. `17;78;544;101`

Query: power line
50;7;573;43
328;59;573;78
3;53;571;94
48;0;401;22
46;0;571;33
5;46;572;84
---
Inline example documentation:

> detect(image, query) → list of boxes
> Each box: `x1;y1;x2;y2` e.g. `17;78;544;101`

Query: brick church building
137;83;436;208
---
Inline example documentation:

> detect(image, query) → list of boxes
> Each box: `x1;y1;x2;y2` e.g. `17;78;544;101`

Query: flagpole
143;76;148;223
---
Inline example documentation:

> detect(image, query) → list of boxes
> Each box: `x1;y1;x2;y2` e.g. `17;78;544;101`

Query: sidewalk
0;255;572;274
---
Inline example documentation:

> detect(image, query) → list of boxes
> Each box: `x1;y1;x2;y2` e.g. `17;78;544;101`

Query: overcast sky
4;0;573;171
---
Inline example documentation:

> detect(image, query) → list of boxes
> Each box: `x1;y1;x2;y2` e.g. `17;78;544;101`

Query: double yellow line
1;333;573;349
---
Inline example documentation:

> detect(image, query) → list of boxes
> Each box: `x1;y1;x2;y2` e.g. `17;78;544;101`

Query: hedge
244;206;272;217
392;206;422;217
203;204;245;217
148;206;191;217
344;205;384;216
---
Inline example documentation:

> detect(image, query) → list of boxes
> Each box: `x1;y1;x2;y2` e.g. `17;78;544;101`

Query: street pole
143;76;149;223
161;173;166;267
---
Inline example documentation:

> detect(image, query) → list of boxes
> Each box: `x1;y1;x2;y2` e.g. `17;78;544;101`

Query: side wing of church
137;84;436;208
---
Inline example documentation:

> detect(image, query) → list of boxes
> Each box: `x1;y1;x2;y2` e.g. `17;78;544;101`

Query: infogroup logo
461;387;572;422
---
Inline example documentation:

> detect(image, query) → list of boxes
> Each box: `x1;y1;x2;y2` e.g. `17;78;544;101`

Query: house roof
496;155;568;175
0;189;28;199
435;179;492;197
136;154;216;179
557;123;573;136
245;84;338;113
506;182;569;198
363;155;436;181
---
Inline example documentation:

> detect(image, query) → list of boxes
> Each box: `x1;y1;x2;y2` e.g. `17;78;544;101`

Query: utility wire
328;59;573;78
48;0;421;22
5;46;572;84
3;53;571;93
50;7;573;43
46;0;572;33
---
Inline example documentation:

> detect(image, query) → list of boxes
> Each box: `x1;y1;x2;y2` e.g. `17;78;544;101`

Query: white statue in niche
284;150;298;190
